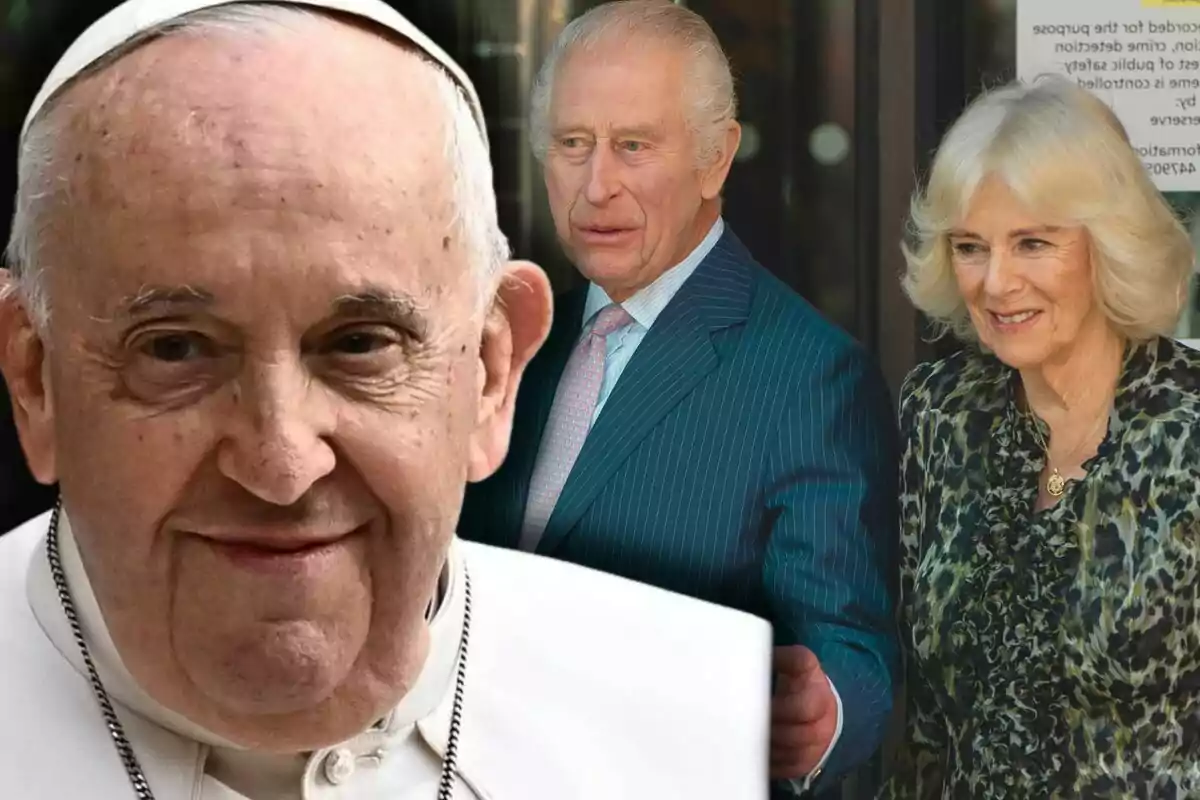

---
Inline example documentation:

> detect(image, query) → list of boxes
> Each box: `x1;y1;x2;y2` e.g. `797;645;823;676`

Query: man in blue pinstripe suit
459;3;899;795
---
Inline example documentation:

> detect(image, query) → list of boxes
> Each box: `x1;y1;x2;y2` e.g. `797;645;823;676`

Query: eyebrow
332;288;430;339
550;124;661;140
948;225;1063;239
113;285;429;337
610;125;661;140
117;285;215;318
1009;226;1063;237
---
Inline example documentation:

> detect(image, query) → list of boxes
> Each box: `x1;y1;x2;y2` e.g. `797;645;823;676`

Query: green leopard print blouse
881;336;1200;799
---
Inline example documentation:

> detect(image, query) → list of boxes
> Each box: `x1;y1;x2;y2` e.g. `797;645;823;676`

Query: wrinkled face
949;176;1106;370
0;23;548;751
542;38;735;300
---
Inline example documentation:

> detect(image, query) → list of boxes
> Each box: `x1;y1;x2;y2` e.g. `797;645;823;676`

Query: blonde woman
882;75;1200;798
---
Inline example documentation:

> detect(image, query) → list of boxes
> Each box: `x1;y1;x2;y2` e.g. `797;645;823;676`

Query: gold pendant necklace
1032;402;1111;499
1025;342;1123;500
1045;469;1067;497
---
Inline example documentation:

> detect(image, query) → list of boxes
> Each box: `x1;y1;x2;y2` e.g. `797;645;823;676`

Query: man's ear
0;275;57;484
700;119;742;201
467;260;553;482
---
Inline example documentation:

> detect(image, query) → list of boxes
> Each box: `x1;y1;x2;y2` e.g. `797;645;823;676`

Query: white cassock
0;512;772;799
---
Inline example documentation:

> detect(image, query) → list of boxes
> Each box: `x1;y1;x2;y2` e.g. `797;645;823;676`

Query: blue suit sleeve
761;341;901;787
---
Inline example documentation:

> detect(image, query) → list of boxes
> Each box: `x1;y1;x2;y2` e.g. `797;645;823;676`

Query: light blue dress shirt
581;217;725;423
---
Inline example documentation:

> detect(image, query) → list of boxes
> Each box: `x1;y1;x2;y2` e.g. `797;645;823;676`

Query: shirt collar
27;512;466;787
583;216;724;329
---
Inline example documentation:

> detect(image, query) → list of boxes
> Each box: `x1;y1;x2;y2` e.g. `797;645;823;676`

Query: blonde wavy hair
902;74;1195;343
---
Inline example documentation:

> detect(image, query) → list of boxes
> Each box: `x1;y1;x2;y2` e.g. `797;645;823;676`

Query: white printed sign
1017;0;1200;191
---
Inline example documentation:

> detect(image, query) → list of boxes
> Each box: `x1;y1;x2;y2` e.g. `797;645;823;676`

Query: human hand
770;645;837;780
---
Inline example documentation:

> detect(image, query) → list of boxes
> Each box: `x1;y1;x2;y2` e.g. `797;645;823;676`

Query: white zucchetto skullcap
21;0;487;142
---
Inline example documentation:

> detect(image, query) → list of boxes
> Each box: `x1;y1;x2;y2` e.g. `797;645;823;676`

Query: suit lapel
537;230;756;555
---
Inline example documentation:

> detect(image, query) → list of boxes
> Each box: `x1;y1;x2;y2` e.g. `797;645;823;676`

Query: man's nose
583;146;621;205
217;363;336;506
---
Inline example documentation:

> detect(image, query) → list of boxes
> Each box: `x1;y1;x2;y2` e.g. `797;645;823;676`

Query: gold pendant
1046;469;1067;497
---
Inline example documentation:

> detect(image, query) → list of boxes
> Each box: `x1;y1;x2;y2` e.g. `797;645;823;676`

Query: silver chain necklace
44;500;471;800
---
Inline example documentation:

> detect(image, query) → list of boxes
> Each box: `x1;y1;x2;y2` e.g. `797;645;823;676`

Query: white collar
26;512;467;791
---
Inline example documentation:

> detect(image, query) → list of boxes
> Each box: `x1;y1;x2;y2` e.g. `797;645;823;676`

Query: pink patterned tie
519;303;634;551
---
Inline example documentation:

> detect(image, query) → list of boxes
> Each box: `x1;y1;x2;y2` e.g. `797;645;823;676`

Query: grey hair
5;3;509;326
903;74;1194;343
528;0;737;165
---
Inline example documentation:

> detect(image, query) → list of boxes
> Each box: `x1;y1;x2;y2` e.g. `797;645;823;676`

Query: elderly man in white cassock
0;1;773;797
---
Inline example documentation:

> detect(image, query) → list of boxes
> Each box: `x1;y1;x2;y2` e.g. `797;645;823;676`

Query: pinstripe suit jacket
459;228;899;786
